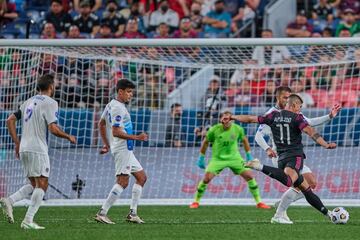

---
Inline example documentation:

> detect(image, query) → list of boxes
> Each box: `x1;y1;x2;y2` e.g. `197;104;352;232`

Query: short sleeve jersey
206;123;245;161
101;99;134;153
258;110;309;160
19;95;58;154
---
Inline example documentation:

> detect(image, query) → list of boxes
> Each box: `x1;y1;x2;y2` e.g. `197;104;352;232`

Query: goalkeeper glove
245;152;254;162
197;153;206;169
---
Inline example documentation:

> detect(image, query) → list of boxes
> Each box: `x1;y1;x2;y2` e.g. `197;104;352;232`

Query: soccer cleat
94;213;115;224
256;202;271;209
245;158;262;171
20;221;45;230
189;202;199;209
126;214;144;224
271;215;293;224
0;198;14;223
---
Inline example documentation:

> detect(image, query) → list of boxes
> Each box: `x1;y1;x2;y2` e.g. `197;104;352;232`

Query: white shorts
20;152;50;178
271;157;312;174
113;150;143;176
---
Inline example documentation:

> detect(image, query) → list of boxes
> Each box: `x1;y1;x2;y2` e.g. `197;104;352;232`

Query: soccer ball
331;207;349;224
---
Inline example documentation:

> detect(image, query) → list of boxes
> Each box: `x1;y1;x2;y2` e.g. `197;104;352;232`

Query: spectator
66;25;86;38
286;10;313;37
154;22;171;38
338;0;360;17
129;1;147;34
224;81;239;107
203;0;232;38
223;0;245;33
45;0;73;36
310;0;335;32
338;28;351;37
121;17;146;38
139;0;157;15
322;26;333;37
173;17;198;38
291;79;315;108
0;0;18;27
252;29;291;65
73;0;102;13
262;79;276;107
102;0;126;37
168;0;192;19
95;22;114;38
234;80;255;106
63;74;82;108
189;1;204;33
335;8;360;36
41;22;60;39
73;1;100;37
165;103;185;147
149;0;180;33
202;76;226;112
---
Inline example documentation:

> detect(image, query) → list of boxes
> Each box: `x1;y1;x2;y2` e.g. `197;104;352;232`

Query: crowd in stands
0;0;359;111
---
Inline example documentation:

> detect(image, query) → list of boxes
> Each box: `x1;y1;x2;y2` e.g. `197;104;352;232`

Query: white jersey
101;99;134;153
19;95;58;154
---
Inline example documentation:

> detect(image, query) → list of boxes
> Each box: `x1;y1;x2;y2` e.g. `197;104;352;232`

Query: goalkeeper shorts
205;159;249;175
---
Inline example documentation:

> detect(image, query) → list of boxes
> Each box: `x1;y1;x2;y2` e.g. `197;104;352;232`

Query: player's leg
0;177;35;224
190;160;223;208
96;151;131;224
21;152;50;230
274;166;315;220
234;160;270;209
127;168;146;224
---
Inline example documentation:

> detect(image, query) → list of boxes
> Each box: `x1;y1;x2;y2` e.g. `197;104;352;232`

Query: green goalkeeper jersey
206;123;245;161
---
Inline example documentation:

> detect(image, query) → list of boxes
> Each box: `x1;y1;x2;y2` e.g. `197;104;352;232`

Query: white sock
276;188;303;216
130;184;143;215
24;188;45;223
100;184;123;215
9;184;34;205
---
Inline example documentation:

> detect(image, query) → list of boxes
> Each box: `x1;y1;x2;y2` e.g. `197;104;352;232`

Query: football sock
9;184;34;205
24;188;44;223
276;188;303;216
302;187;328;215
194;181;208;203
247;179;261;204
262;165;293;187
130;184;142;215
100;184;123;215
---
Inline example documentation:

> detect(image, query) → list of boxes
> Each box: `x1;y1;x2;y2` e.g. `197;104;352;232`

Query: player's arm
112;127;148;141
231;115;259;123
48;123;76;144
6;111;21;159
196;138;209;169
305;103;341;127
255;125;277;158
98;118;110;154
302;126;336;149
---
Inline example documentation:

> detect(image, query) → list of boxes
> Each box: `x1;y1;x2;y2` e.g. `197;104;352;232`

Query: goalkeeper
190;110;270;209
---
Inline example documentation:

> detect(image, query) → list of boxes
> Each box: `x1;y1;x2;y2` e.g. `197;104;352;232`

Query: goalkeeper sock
194;181;208;203
9;184;34;205
262;165;293;187
24;188;44;223
302;187;328;215
247;179;261;204
130;184;142;215
276;188;303;216
100;184;123;215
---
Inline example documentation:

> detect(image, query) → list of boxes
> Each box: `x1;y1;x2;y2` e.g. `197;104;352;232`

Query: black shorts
278;155;304;174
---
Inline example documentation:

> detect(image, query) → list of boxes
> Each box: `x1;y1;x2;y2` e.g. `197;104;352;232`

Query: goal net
0;39;359;206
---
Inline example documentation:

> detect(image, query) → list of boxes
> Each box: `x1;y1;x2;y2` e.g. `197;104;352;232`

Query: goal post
0;38;359;206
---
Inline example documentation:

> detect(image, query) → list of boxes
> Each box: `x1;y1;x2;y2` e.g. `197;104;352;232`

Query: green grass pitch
1;206;359;240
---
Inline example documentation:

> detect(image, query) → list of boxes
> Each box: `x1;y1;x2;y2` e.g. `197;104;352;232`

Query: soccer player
95;79;148;224
0;74;76;229
232;94;336;222
255;86;341;224
190;111;271;209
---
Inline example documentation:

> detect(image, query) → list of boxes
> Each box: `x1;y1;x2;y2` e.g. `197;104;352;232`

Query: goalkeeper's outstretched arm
231;115;259;123
302;125;336;149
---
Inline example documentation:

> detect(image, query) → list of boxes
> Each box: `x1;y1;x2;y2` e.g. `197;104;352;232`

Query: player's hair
171;103;182;111
219;110;232;118
51;0;62;4
274;86;292;96
116;79;135;92
37;74;54;91
288;94;303;106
